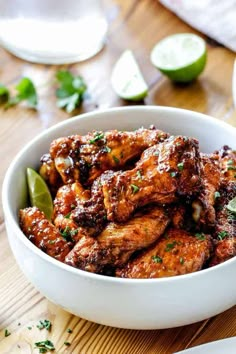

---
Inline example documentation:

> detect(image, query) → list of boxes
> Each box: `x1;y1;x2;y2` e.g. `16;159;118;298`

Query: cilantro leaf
55;70;87;113
6;77;37;109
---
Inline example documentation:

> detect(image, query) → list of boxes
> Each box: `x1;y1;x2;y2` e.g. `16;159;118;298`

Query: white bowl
2;106;236;330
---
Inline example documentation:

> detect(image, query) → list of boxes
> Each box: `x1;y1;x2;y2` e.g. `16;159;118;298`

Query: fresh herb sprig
55;70;87;113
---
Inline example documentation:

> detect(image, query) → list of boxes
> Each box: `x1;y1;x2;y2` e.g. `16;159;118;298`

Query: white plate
175;337;236;354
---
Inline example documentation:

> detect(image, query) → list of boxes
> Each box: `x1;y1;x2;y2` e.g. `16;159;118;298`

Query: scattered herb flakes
227;166;236;171
27;326;32;330
165;242;177;252
60;226;78;242
131;184;140;194
177;162;184;171
70;204;76;210
34;340;55;351
55;70;87;113
64;342;71;346
170;171;177;177
104;145;111;153
37;320;52;331
152;255;163;263
67;328;73;333
4;329;11;337
218;230;229;240
6;77;38;109
89;132;105;144
153;151;159;156
64;212;71;219
136;170;142;180
39;349;47;354
48;240;56;245
195;233;206;241
179;257;185;265
112;155;120;164
214;191;221;199
227;159;234;165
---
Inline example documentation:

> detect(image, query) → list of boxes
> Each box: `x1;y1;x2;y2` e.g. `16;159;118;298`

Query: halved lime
111;50;148;101
226;196;236;213
150;33;207;83
26;167;53;220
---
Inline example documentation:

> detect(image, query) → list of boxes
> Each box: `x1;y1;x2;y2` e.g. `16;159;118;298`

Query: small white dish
175;336;236;354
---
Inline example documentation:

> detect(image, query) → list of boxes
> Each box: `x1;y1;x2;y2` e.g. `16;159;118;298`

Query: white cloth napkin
159;0;236;52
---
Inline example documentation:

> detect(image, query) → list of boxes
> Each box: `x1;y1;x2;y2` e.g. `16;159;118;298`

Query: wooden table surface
1;1;236;353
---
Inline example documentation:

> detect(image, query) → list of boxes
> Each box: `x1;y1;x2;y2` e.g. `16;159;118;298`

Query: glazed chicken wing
192;153;221;227
65;207;169;273
47;127;169;186
72;135;201;226
210;181;236;266
116;228;212;279
19;207;73;262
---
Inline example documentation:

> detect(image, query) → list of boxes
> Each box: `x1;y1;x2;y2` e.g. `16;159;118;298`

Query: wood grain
1;0;236;353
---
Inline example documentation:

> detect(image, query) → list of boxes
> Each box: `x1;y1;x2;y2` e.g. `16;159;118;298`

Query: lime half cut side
150;33;207;83
111;50;148;101
26;167;53;220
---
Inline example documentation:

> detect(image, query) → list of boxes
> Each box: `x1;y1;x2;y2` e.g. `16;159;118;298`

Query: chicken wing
116;228;212;278
48;127;169;186
65;207;169;273
72;135;201;226
209;181;236;266
19;207;73;261
39;153;63;195
192;153;221;227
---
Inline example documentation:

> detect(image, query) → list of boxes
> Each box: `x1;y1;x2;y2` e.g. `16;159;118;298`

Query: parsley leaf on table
5;77;38;109
55;70;87;113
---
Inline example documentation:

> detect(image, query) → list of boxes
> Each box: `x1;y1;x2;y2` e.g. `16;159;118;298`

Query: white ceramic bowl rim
3;105;236;285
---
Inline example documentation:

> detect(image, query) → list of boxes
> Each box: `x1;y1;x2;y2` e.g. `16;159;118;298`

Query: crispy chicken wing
116;229;212;278
192;153;221;227
39;153;63;195
19;207;72;261
65;207;169;273
48;127;169;186
72;135;201;226
210;181;236;266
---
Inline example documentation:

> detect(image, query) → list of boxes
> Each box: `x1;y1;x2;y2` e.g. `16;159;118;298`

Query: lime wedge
26;167;53;220
150;33;207;83
111;50;148;101
226;197;236;213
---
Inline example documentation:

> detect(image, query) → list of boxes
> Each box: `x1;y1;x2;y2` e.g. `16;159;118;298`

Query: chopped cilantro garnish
170;171;177;177
227;159;234;165
112;155;120;164
227;166;236;171
179;257;184;265
60;227;78;242
34;340;55;351
28;326;32;330
37;320;52;331
89;132;105;144
131;184;140;194
4;329;11;337
195;233;206;241
177;162;184;171
104;146;111;153
152;255;163;263
136;170;142;180
214;191;221;199
218;230;229;240
64;212;71;219
165;242;177;252
64;342;71;346
67;328;73;333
